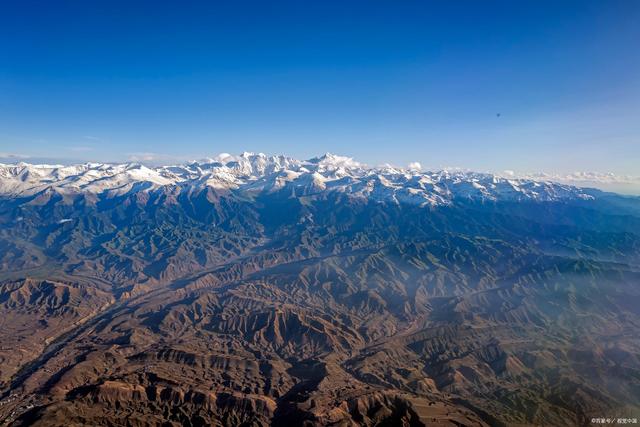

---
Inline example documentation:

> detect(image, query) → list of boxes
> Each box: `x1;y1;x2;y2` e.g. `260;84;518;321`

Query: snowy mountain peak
0;153;596;205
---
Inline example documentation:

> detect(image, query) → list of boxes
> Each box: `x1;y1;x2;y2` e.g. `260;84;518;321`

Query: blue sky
1;0;639;175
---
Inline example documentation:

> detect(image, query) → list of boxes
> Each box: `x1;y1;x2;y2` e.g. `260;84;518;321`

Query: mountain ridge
0;152;596;206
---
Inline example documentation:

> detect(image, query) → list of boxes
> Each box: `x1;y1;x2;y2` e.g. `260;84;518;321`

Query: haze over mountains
0;152;639;426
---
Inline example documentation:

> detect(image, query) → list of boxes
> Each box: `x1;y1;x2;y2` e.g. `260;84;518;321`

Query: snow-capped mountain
0;152;594;205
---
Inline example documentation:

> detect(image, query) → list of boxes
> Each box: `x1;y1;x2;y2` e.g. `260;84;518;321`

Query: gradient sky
1;0;639;175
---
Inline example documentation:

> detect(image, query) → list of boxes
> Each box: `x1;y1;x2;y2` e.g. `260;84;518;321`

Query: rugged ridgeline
0;153;639;426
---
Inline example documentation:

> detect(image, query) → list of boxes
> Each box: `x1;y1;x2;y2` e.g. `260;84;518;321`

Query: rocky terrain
0;153;638;426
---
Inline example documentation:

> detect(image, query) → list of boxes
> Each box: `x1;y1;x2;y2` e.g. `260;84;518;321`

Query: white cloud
508;171;640;185
0;152;30;160
126;152;190;165
407;162;422;171
215;152;235;162
127;152;163;162
498;170;640;195
317;153;362;169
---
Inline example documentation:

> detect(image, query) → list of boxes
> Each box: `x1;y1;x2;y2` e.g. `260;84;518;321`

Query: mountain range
0;153;639;426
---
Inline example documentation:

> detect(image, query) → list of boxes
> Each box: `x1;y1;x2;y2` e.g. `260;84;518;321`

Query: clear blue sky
1;0;639;174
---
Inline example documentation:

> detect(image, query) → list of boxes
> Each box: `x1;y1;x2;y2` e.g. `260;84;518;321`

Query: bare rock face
0;157;639;426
